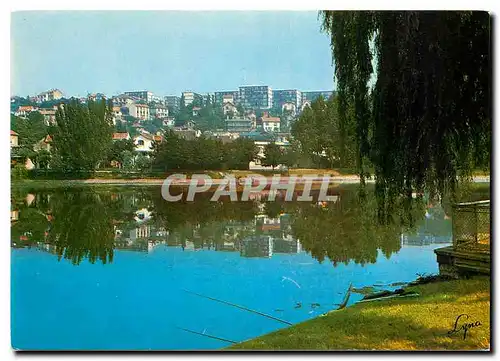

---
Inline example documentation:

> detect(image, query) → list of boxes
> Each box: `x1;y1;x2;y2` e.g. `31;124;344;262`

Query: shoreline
228;276;490;351
11;175;490;187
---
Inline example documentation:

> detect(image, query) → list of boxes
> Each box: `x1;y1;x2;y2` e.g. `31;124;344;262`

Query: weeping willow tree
320;11;491;207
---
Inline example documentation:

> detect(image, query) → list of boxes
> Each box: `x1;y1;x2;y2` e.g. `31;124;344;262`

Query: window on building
138;140;144;146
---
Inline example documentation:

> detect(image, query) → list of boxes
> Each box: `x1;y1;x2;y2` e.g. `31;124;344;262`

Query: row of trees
152;131;259;170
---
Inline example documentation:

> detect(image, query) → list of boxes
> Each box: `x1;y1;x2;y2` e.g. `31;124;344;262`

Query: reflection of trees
11;190;51;248
12;189;128;265
45;190;120;265
285;190;426;266
14;184;476;267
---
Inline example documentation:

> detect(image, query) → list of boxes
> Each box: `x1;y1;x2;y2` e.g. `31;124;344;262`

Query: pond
10;184;488;350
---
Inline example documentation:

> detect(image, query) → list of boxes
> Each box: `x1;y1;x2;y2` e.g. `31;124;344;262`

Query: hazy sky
11;11;335;98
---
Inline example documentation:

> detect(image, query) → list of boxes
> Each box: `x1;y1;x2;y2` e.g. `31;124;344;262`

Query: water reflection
10;185;459;267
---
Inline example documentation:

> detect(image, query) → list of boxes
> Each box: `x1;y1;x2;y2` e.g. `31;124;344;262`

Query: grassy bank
229;277;490;351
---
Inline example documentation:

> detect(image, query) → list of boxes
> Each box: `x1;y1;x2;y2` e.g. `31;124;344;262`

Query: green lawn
229;277;490;351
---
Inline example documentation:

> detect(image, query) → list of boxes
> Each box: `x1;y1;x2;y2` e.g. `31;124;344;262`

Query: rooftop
262;116;281;123
239;130;276;142
112;132;130;140
18;105;37;111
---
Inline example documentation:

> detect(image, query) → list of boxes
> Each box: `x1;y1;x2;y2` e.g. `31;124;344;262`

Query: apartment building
182;92;203;107
202;93;215;106
301;91;334;104
150;104;169;119
239;86;273;110
151;94;164;104
124;91;154;103
127;103;150;121
273;89;302;111
164;96;181;113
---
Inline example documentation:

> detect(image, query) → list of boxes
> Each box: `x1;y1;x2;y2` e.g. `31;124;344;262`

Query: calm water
11;184;485;350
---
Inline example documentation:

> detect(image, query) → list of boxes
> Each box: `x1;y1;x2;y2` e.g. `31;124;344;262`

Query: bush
11;164;28;180
26;169;93;180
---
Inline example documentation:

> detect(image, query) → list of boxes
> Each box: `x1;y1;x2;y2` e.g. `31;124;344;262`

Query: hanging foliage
320;11;491;202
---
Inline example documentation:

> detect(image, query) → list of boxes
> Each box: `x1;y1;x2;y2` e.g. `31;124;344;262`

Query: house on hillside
162;117;175;128
39;109;57;126
225;117;253;133
150;104;169;119
133;133;155;152
33;135;53;153
300;100;311;113
35;89;63;103
112;106;123;125
261;116;281;132
112;94;136;107
15;105;39;118
204;131;240;144
192;107;202;117
173;122;201;140
87;93;107;102
10;130;18;148
10;131;36;170
282;102;297;117
222;102;238;117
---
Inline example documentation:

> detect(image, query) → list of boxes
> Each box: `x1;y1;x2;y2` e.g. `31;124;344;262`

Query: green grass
228;277;490;351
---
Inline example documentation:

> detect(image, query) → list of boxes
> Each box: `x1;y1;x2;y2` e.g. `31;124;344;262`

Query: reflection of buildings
400;206;453;247
256;215;281;232
241;235;273;258
240;234;302;258
215;241;238;252
113;206;172;253
11;209;19;222
134;208;152;223
401;234;452;247
130;224;151;239
273;236;302;254
12;194;305;260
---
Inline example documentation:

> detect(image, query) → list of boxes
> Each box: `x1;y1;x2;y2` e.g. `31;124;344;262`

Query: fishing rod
183;289;292;325
335;282;353;311
176;326;236;344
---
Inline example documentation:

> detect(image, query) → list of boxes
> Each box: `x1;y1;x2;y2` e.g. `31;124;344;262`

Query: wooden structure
434;200;490;277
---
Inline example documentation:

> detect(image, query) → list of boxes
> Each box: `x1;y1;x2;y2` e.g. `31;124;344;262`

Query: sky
11;11;335;98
